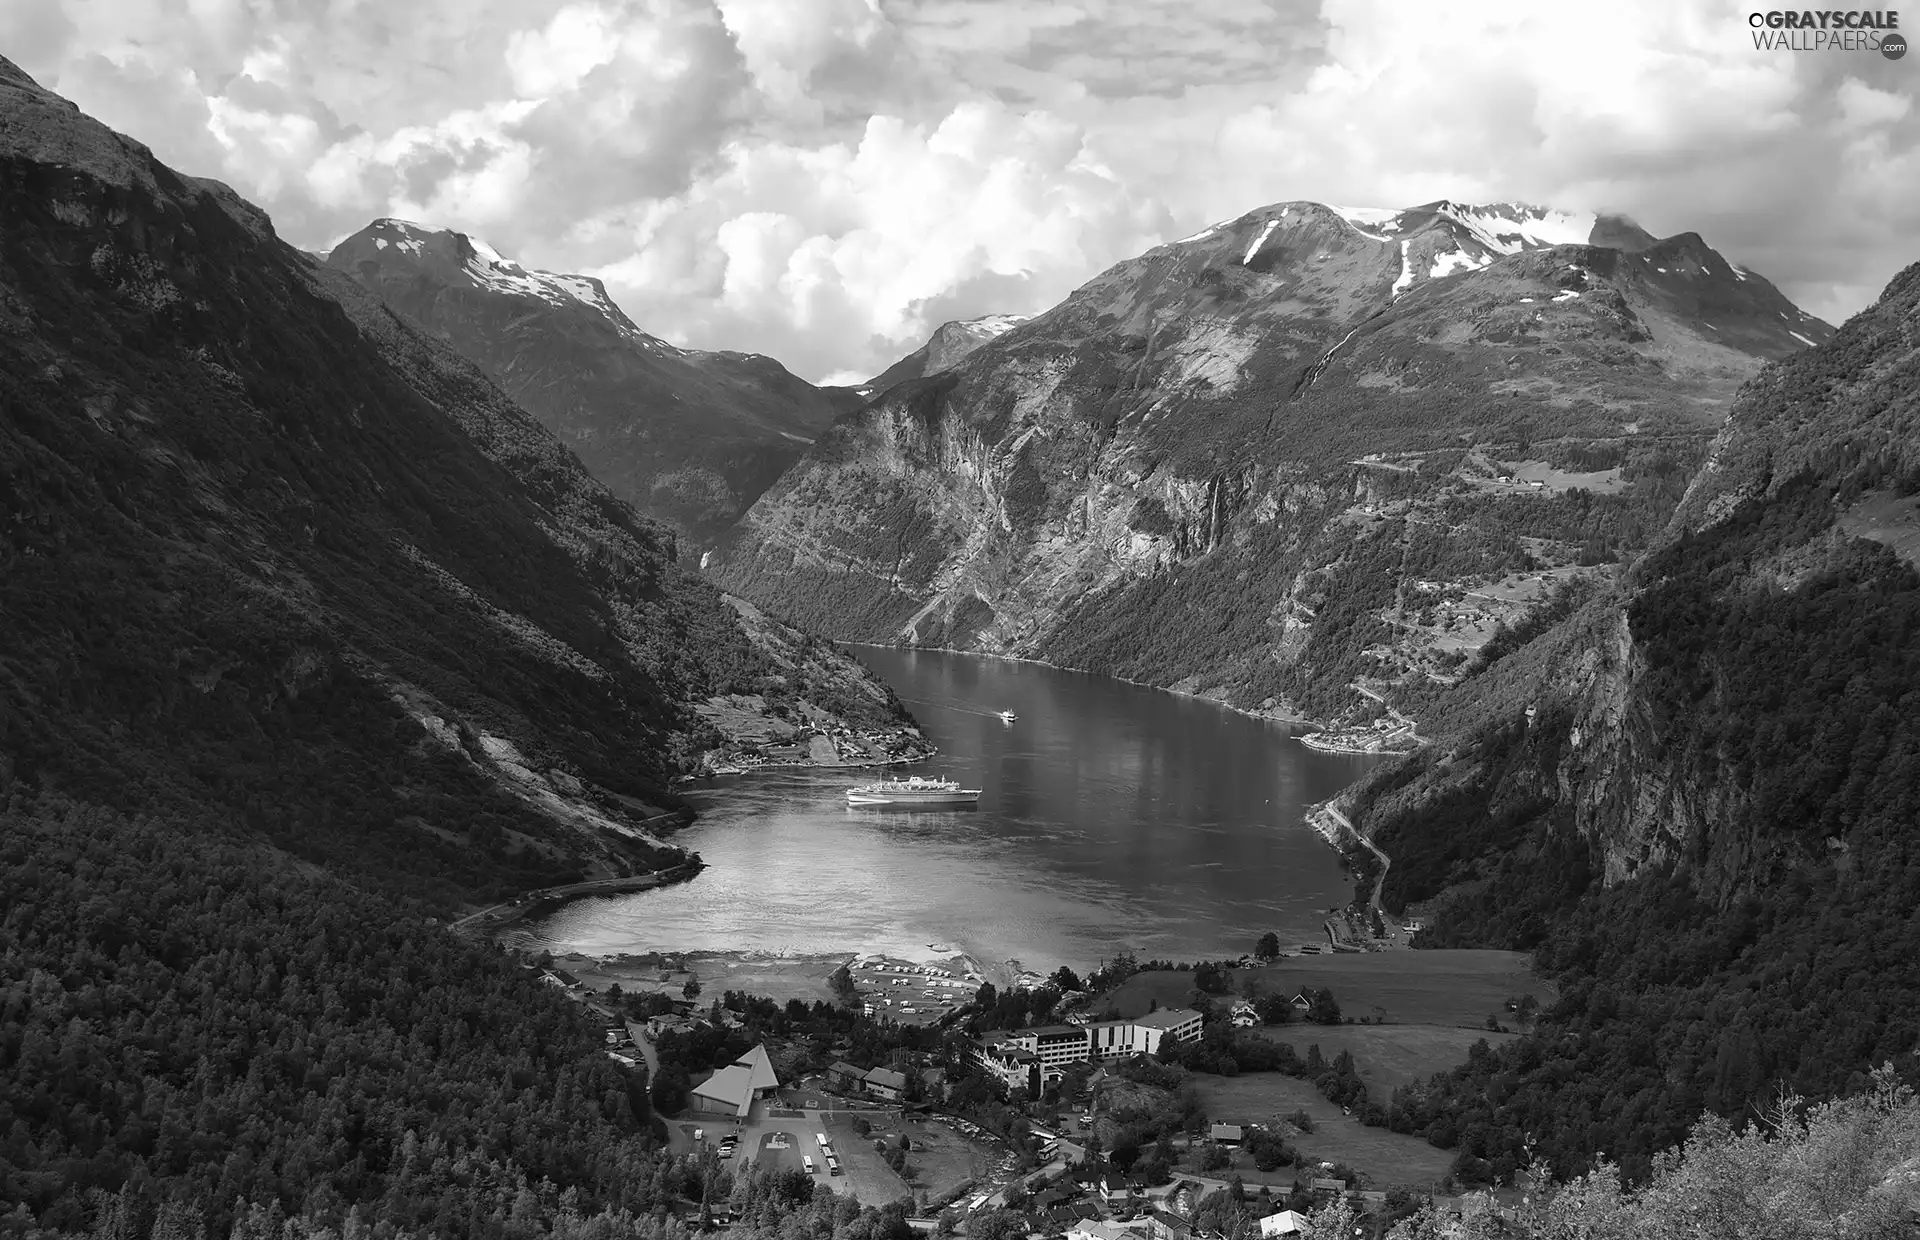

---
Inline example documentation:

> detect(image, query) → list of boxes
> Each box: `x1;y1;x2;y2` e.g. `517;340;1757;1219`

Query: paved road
623;1020;660;1079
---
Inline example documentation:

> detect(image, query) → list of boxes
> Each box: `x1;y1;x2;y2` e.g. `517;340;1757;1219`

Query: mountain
711;199;1835;723
327;219;861;545
869;313;1032;388
1335;260;1920;1184
0;55;918;905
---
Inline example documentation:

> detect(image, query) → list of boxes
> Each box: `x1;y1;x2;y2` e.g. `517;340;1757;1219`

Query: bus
815;1133;832;1150
802;1155;815;1174
826;1157;843;1176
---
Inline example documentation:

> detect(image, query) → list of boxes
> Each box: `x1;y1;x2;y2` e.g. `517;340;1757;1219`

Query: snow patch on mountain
1329;205;1397;241
1439;203;1597;255
1244;218;1281;266
1391;240;1414;298
1430;249;1491;279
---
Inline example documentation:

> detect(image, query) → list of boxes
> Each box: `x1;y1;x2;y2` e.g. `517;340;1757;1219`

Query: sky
8;0;1918;385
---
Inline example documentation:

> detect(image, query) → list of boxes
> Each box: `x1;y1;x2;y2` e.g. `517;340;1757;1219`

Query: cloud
584;98;1173;375
11;0;1919;380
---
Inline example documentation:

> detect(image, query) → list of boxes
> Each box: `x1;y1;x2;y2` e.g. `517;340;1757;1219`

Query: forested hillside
1342;262;1920;1186
0;53;913;1240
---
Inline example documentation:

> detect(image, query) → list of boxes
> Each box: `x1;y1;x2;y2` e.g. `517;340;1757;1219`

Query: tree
969;1210;1027;1240
684;978;702;1000
1254;932;1281;961
1309;989;1341;1026
1050;966;1083;993
1110;1139;1141;1173
829;965;857;1004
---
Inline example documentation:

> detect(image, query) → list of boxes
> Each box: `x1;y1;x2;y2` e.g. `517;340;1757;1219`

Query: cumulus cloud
10;0;1919;379
581;99;1172;372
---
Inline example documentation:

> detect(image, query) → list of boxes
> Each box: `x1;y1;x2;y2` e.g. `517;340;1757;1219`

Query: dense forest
0;795;666;1237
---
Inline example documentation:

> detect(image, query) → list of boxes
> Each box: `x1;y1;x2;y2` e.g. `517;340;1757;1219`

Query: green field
1190;1075;1455;1190
1262;1024;1517;1098
1102;949;1546;1029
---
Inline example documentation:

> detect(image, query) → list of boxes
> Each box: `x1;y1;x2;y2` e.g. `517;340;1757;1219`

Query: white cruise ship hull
847;790;981;807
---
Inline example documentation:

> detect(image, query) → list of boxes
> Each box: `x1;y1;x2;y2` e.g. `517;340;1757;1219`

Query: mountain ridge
712;195;1835;724
0;54;918;903
327;218;862;546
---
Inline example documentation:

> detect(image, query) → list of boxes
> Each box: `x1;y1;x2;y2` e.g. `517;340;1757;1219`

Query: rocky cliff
1351;257;1920;919
0;56;916;899
327;219;860;546
714;200;1833;722
1338;263;1920;1180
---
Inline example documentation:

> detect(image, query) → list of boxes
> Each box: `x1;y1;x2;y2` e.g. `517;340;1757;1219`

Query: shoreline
497;645;1401;995
452;856;707;936
839;640;1330;731
677;749;936;784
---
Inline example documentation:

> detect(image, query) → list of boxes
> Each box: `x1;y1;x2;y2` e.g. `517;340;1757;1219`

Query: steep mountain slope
327;219;860;544
713;200;1833;723
0;56;915;904
869;313;1031;387
1339;261;1920;1185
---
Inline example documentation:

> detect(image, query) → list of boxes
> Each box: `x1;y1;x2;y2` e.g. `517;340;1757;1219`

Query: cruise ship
846;775;981;807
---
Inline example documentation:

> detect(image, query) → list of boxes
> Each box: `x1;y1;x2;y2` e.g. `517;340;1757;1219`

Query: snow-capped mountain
328;220;860;543
712;196;1838;714
869;314;1034;389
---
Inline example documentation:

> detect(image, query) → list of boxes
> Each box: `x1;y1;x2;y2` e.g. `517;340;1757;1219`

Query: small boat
997;710;1017;723
847;775;981;807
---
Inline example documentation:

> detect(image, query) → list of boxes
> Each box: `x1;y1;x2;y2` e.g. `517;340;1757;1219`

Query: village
523;938;1540;1240
689;692;937;777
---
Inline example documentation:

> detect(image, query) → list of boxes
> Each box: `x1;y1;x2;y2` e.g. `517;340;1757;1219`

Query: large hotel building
974;1008;1205;1092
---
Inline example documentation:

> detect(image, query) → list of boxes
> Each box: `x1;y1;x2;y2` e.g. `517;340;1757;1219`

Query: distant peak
331;218;668;348
946;314;1029;337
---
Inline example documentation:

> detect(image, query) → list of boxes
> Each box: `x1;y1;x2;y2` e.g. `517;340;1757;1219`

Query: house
919;1067;948;1101
827;1061;867;1093
1228;1000;1258;1028
1069;1220;1147;1240
1257;1211;1309;1238
1096;1176;1134;1204
688;1044;782;1118
1308;1177;1345;1202
1208;1123;1243;1147
863;1066;907;1101
1146;1208;1193;1240
1289;991;1314;1012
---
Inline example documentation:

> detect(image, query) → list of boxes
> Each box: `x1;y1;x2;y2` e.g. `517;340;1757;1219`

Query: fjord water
529;648;1378;974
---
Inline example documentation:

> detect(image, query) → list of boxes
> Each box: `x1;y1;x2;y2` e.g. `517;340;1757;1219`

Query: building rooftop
1030;1024;1086;1038
1131;1007;1203;1030
735;1043;781;1093
689;1065;756;1116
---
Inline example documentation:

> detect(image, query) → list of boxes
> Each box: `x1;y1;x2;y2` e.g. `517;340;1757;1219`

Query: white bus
815;1132;832;1150
802;1155;816;1174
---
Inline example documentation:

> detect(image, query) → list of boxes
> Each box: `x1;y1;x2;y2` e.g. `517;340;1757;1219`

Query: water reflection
527;649;1379;973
